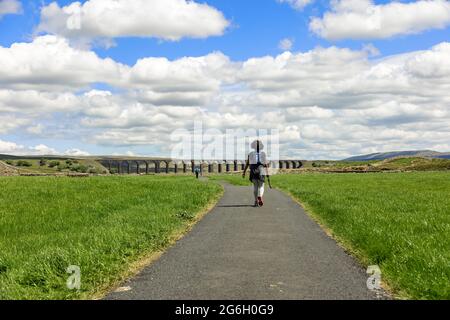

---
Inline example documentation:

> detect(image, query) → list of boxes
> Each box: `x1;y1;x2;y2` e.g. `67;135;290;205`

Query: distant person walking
194;166;201;179
243;140;268;207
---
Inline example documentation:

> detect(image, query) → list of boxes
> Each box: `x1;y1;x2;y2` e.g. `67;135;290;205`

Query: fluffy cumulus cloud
0;139;23;153
2;34;450;159
0;0;22;19
64;148;91;156
0;36;125;91
0;140;58;156
38;0;229;45
310;0;450;40
0;36;233;107
126;52;236;106
0;139;91;156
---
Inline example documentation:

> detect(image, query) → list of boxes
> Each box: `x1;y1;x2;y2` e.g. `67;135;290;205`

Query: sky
0;0;450;160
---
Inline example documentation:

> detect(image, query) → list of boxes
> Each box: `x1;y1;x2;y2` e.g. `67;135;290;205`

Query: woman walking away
243;140;268;207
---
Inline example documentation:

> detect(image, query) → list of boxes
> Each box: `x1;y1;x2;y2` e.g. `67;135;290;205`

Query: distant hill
0;154;76;160
344;150;450;161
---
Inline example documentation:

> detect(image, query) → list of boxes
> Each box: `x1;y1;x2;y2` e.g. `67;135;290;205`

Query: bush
48;161;60;168
39;159;47;166
5;160;14;165
16;160;32;167
57;164;69;171
70;164;88;173
79;165;89;173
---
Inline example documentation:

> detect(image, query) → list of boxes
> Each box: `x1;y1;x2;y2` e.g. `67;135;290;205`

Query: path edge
91;184;225;300
276;187;397;300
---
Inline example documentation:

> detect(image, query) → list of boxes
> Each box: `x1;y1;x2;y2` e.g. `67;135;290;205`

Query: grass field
298;157;450;172
0;176;222;300
213;172;450;300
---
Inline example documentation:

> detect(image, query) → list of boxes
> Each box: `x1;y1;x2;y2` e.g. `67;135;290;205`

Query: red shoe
257;196;264;207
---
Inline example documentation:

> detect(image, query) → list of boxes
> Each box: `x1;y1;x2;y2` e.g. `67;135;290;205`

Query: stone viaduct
98;159;303;175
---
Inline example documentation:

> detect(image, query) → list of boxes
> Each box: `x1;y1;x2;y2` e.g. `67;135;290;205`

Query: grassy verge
211;172;450;299
0;176;222;300
272;172;450;300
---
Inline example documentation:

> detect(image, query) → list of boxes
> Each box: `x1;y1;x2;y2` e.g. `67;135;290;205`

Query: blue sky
3;0;450;63
1;0;450;159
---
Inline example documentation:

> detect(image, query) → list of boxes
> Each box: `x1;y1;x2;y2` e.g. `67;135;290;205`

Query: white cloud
0;0;22;19
2;35;450;159
279;38;294;51
0;89;80;113
277;0;314;10
0;140;60;156
0;36;125;91
0;115;29;133
30;144;58;155
0;37;233;112
64;148;90;156
38;0;229;45
310;0;450;40
0;139;23;153
126;52;235;106
0;139;90;156
405;42;450;78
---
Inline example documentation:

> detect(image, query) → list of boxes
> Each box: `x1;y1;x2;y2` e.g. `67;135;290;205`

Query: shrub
5;160;14;165
70;164;89;173
16;160;32;167
39;159;47;166
57;164;69;171
79;165;89;173
48;161;60;168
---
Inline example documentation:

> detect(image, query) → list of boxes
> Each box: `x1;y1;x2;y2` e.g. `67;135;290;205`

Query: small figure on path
194;166;201;179
243;140;268;207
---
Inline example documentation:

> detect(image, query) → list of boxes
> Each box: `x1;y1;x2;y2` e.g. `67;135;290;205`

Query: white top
248;151;267;165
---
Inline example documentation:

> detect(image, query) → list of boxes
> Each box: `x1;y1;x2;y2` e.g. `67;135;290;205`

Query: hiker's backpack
250;152;266;182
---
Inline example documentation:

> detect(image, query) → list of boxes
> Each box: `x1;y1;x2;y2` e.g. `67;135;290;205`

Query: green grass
301;157;450;172
332;160;378;168
376;157;450;171
0;176;222;300
307;160;378;168
212;172;450;299
272;172;450;300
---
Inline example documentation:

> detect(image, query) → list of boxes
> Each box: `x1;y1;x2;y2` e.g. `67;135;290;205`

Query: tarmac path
107;182;384;300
